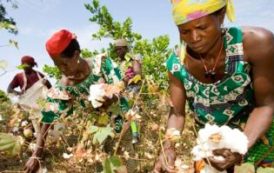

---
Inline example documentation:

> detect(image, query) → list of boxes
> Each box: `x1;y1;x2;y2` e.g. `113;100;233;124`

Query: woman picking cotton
154;0;274;172
24;29;127;173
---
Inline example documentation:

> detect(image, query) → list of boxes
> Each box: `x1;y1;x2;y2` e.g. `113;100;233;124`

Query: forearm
167;113;185;131
133;60;141;75
7;86;19;95
244;105;273;148
32;123;51;157
164;107;185;147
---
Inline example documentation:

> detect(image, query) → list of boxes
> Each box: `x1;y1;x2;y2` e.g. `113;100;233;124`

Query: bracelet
165;128;181;142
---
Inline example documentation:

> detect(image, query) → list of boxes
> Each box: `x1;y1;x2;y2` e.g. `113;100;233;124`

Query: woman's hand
24;156;40;173
207;148;243;171
153;147;177;173
99;95;118;109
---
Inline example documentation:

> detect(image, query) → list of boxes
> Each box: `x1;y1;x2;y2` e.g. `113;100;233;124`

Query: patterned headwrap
171;0;235;25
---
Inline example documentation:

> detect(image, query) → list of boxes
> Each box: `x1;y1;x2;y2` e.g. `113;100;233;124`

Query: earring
77;58;80;64
221;24;226;35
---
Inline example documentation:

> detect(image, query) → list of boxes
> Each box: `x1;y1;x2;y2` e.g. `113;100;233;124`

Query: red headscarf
45;29;76;57
21;56;37;67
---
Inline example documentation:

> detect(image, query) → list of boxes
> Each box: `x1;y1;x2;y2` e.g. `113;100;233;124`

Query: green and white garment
166;27;273;164
41;56;128;123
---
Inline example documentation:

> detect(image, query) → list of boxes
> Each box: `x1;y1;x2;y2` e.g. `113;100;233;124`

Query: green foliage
0;133;24;156
0;0;18;34
81;48;104;58
136;35;172;90
88;125;114;145
16;64;29;70
0;89;9;102
43;64;61;80
103;156;123;173
85;0;172;90
85;0;142;44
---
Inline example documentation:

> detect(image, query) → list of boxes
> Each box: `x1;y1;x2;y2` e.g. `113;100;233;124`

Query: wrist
165;128;181;142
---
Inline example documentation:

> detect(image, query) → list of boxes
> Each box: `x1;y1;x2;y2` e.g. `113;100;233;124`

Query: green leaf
88;125;99;134
103;156;123;173
0;133;24;156
16;64;29;70
97;113;109;126
104;157;113;173
109;155;122;167
89;125;114;145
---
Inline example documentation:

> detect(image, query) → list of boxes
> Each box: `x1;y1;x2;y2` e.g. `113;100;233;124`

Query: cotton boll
220;127;248;154
88;84;106;108
192;124;248;172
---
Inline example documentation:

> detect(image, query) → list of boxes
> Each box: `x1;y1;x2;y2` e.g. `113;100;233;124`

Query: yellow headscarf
171;0;235;63
171;0;235;25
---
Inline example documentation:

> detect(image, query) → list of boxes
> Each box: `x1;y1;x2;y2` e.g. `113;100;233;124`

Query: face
115;46;128;59
23;64;34;73
52;51;79;76
178;14;223;54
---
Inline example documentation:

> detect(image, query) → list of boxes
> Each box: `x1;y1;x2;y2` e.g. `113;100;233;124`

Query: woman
24;29;127;173
113;38;142;85
154;0;274;172
7;55;51;95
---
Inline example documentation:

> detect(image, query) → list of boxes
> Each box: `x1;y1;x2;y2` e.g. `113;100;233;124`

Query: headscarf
21;56;37;67
46;29;76;57
171;0;235;63
114;39;128;47
171;0;235;25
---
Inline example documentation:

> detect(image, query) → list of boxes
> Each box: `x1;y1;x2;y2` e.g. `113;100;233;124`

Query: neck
200;34;224;60
24;69;35;74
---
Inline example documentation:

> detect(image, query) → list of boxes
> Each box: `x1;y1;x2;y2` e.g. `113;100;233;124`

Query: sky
1;0;274;91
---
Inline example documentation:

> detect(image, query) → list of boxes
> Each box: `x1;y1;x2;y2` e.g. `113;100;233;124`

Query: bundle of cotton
88;83;123;108
192;124;248;173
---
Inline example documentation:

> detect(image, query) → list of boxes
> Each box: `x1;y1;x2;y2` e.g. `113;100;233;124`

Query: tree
0;0;18;35
85;0;172;90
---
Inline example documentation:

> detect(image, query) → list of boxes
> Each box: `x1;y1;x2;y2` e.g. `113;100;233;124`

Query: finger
162;157;176;173
208;157;229;171
153;159;163;173
213;148;231;158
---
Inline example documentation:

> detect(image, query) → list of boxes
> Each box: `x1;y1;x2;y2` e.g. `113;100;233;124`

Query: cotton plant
192;124;248;173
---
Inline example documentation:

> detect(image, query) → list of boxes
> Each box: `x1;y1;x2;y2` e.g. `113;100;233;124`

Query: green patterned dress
166;27;273;165
41;56;129;124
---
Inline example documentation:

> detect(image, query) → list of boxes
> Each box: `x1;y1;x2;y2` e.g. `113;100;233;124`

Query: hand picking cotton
191;124;248;173
88;83;122;108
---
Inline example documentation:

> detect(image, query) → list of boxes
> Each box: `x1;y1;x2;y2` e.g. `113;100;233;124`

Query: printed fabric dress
166;27;274;165
41;56;129;124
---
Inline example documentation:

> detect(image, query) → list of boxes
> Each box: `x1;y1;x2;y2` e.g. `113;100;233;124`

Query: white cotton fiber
191;123;248;173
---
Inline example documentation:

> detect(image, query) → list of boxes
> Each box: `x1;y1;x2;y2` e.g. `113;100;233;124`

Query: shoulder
14;72;24;79
242;26;274;62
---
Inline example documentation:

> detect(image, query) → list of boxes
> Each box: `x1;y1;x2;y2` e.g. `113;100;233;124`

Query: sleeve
41;85;73;123
101;57;122;84
166;53;185;82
